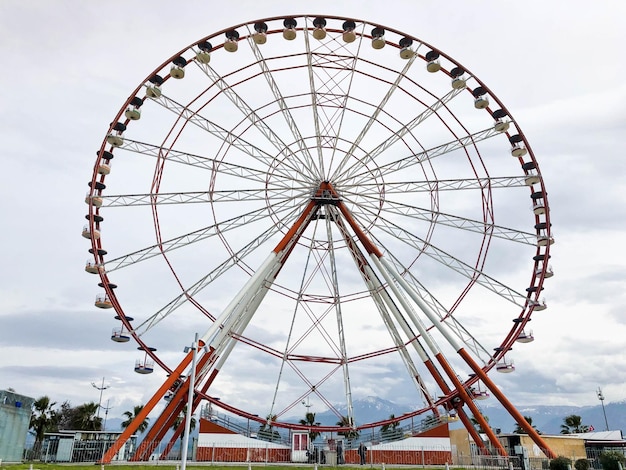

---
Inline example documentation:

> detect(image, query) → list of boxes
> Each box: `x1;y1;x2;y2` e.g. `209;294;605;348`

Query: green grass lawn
0;465;450;470
3;466;308;470
0;466;405;470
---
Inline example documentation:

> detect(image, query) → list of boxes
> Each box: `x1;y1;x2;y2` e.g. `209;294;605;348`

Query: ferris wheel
84;15;556;461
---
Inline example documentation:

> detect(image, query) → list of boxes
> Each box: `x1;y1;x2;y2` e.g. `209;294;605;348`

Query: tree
336;415;359;440
550;456;572;470
30;396;58;442
560;415;589;434
258;414;281;442
380;414;402;440
470;413;490;433
599;451;626;470
121;405;150;433
54;401;75;430
513;415;540;434
299;411;321;442
575;458;590;470
70;402;102;431
172;406;196;453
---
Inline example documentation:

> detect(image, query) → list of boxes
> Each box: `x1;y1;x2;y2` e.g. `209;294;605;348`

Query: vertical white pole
181;332;198;470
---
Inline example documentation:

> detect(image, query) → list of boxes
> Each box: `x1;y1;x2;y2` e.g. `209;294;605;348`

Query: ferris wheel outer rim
86;14;553;431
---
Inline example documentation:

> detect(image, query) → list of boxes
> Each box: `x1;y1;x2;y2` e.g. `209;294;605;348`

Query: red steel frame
101;182;555;462
88;15;556;463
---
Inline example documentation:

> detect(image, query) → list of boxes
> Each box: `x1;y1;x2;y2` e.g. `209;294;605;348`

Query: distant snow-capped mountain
105;397;626;438
304;396;626;435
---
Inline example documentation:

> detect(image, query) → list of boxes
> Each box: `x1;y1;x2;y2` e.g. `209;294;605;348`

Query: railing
26;439;520;470
204;407;450;448
20;434;625;468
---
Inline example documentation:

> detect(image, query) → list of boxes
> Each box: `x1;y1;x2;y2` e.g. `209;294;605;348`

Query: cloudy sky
1;0;625;431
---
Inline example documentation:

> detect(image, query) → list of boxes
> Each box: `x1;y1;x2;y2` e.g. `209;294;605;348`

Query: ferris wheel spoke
350;193;538;245
333;212;437;407
303;25;328;175
322;210;356;423
369;236;495;365
147;93;308;181
188;63;319;185
243;31;321;181
333;52;418;178
358;208;528;306
333;85;467;183
271;222;345;359
339;125;501;188
265;223;333;422
117;138;297;187
344;175;528;194
132;207;301;335
101;187;309;208
104;200;300;273
303;43;362;176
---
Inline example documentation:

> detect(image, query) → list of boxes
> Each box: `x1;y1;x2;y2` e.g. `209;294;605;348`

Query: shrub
550;456;572;470
575;458;590;470
599;451;626;470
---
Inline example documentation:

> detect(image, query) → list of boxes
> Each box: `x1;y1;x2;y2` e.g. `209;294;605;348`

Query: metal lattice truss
87;15;555;463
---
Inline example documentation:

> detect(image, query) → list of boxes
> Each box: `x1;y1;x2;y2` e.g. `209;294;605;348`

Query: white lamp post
597;387;609;431
181;333;207;470
91;377;110;421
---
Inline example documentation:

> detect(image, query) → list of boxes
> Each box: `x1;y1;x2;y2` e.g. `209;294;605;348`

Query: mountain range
104;396;626;438
310;396;626;436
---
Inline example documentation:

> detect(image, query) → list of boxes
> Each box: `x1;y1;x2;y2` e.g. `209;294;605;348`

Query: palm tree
73;402;102;431
380;414;401;440
470;413;490;433
121;405;150;433
30;396;58;442
29;396;59;458
172;406;196;435
172;406;197;456
259;414;281;442
513;416;540;434
299;411;321;441
560;415;589;434
336;415;359;440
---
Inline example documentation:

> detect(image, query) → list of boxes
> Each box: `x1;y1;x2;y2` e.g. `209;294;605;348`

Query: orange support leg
100;349;194;463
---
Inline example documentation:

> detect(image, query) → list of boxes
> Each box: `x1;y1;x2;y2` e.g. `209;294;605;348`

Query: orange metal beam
333;193;508;456
273;199;317;254
160;366;221;459
134;350;214;460
424;358;490;454
458;348;557;459
435;352;506;456
100;348;195;463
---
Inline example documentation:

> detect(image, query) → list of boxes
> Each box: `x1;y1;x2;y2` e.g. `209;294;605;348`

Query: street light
181;333;208;470
91;377;110;420
597;387;609;431
101;399;113;431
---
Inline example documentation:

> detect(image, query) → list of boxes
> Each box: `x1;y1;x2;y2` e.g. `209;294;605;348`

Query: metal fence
21;439;625;468
22;438;534;467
